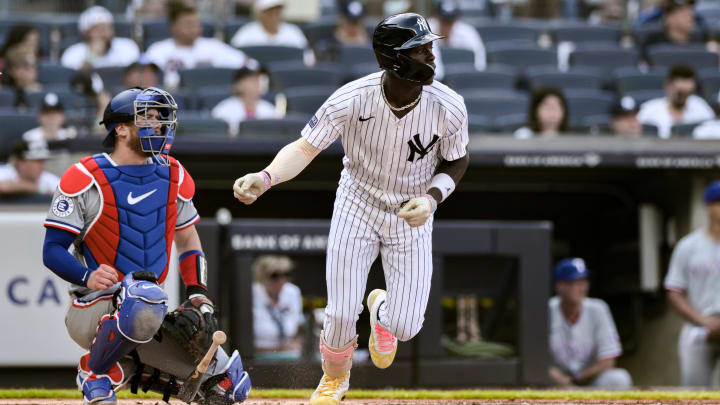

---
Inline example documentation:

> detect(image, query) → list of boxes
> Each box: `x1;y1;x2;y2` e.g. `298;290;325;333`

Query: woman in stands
514;87;569;139
0;24;42;64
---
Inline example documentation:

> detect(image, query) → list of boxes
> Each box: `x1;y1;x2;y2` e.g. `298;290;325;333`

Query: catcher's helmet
100;87;178;166
373;13;444;83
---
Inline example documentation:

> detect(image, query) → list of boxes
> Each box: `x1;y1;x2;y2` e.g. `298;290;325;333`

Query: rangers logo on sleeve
52;195;75;217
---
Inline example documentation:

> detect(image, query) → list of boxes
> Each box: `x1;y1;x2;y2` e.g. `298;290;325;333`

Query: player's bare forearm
668;289;707;326
427;152;469;203
264;138;322;185
577;357;615;382
175;225;203;255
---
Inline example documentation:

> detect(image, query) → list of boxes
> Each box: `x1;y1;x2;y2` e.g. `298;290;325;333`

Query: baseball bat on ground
176;331;227;403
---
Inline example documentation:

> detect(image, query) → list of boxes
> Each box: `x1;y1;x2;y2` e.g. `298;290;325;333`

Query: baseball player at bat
42;87;250;405
665;181;720;386
233;13;469;405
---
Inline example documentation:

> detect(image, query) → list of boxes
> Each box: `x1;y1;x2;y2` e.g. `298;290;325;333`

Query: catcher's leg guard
309;333;357;405
77;353;124;404
203;350;251;404
87;272;167;376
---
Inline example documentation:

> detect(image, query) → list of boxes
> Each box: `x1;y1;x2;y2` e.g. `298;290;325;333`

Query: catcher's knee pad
88;272;167;374
320;332;357;378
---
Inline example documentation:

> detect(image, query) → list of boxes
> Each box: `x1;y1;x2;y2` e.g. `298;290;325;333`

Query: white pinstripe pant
322;185;434;348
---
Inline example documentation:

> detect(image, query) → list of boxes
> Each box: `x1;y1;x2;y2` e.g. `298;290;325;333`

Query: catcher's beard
129;131;152;158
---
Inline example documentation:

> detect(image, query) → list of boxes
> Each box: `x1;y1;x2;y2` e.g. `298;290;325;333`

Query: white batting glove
233;171;271;205
397;194;437;227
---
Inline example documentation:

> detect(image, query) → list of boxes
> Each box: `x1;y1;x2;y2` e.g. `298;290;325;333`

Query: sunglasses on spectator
269;271;291;280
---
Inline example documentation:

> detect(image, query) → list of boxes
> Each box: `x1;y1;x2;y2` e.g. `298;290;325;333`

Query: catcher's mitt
162;300;219;361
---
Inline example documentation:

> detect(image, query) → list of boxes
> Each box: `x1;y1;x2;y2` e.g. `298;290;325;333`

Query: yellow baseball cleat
309;373;350;405
367;289;398;369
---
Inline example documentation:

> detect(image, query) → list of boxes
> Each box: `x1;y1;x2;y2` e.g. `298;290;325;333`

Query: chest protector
80;154;180;284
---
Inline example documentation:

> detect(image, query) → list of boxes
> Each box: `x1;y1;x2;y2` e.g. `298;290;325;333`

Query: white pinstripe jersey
301;71;469;208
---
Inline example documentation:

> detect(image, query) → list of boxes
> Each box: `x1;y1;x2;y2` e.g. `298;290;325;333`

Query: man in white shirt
428;0;486;71
22;93;76;144
145;2;253;89
230;0;315;65
0;140;58;196
549;258;632;388
61;6;140;70
637;64;715;139
211;66;279;136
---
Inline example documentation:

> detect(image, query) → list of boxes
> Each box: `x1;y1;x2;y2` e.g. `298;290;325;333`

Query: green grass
3;388;720;400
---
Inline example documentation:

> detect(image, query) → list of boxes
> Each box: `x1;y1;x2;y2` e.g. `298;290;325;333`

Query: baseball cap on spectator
78;6;114;33
664;0;694;13
39;92;65;113
554;258;589;282
437;0;461;20
704;181;720;204
11;140;51;161
340;1;365;21
254;0;284;13
610;96;638;118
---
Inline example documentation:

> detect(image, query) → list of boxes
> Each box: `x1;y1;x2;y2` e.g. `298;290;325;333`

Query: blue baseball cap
554;258;589;282
704;181;720;204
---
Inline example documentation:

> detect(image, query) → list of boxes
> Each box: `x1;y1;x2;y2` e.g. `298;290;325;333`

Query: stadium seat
180;67;238;89
551;24;622;44
564;90;615;125
93;66;126;94
624;89;665;105
239;45;305;66
143;19;214;49
494;113;527;133
302;17;337;46
569;47;639;74
526;66;605;91
195;86;231;111
24;90;84;111
474;23;539;44
631;23;663;48
464;91;528;124
268;64;341;91
642;123;659;136
176;114;229;136
224;17;251;43
0;89;15;108
0;110;39;158
337;45;375;66
444;66;518;93
283;86;335;116
37;64;77;88
488;45;556;70
648;46;719;71
699;69;720;104
238;114;308;137
613;67;666;94
439;47;475;68
580;114;611;131
468;114;491;133
671;122;700;137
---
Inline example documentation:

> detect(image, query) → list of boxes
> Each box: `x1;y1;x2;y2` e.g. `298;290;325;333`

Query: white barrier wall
0;211;179;366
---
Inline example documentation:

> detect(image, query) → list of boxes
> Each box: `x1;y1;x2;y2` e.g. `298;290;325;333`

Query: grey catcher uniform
302;71;468;348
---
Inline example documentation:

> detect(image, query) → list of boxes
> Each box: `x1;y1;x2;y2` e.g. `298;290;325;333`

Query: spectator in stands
123;58;161;90
0;24;42;66
22;93;76;143
428;0;486;71
610;96;643;138
693;92;720;139
665;181;720;386
0;140;58;196
3;54;42;108
252;255;304;359
212;66;278;136
126;0;168;19
641;0;707;62
637;64;714;138
514;88;569;138
61;6;140;71
145;1;253;90
549;258;633;388
230;0;315;65
334;1;370;46
588;0;627;25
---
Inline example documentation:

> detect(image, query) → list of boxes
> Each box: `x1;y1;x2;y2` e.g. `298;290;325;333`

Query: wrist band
424;193;438;212
428;173;456;202
261;170;272;190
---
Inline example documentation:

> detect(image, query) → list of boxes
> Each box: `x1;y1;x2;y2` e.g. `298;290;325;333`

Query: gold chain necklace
381;74;421;112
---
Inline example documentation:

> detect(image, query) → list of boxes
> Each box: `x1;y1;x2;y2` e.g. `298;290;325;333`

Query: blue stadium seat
551;23;622;44
180;67;238;89
24;90;84;111
468;114;492;133
624;89;665;105
464;91;528;123
195;86;231;111
613;67;666;94
494;113;527;133
488;44;556;70
238;113;308;137
0;89;15;108
93;66;126;94
569;47;639;74
0;109;38;158
176;113;229;136
699;69;720;104
238;45;305;66
648;46;719;71
224;17;251;43
302;17;337;46
474;23;539;44
337;45;375;65
526;66;605;91
564;90;615;125
283;86;335;116
444;66;518;93
439;47;475;68
269;63;341;91
37;64;77;88
671;122;700;137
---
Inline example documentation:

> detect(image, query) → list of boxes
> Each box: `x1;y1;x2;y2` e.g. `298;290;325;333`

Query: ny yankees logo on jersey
407;134;439;162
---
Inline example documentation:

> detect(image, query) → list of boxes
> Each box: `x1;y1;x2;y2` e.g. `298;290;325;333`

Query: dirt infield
3;400;720;405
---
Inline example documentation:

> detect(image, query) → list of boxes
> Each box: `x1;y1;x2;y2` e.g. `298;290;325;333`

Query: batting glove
233;171;271;205
397;194;437;227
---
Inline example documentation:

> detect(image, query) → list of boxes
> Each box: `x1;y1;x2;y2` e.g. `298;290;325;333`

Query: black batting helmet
373;13;444;83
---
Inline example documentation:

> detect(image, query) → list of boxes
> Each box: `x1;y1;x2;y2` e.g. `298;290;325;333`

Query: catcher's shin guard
77;353;123;404
203;350;251;404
